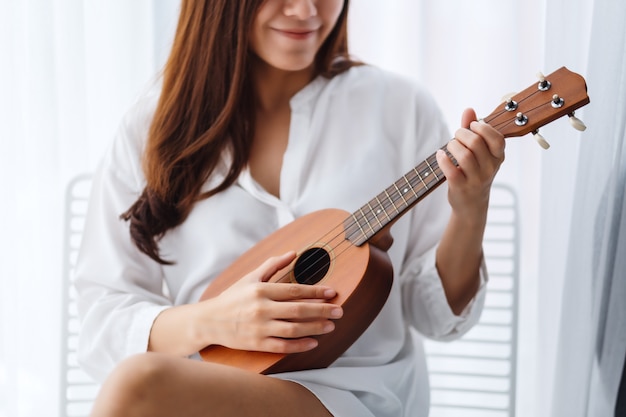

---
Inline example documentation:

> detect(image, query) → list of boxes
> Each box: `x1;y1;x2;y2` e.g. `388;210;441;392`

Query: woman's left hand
436;108;505;217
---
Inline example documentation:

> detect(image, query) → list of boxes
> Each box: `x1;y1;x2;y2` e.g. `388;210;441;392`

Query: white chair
424;184;519;417
59;174;100;417
59;177;519;416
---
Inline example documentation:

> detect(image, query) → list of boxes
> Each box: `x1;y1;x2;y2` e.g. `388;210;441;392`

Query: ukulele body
199;208;394;374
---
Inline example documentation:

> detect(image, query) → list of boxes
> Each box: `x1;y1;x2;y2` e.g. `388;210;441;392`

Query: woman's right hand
148;252;343;357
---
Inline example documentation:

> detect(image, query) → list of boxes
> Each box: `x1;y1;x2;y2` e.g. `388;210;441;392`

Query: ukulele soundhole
293;247;331;285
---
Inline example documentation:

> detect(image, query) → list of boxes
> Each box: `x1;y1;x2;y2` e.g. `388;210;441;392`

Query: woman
75;0;505;416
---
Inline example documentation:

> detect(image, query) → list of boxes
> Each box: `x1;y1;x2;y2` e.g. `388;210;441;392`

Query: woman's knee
94;353;176;416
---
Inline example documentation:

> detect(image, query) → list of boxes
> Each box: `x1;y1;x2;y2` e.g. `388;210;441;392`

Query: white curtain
548;0;626;415
535;0;594;413
0;1;178;416
350;2;547;415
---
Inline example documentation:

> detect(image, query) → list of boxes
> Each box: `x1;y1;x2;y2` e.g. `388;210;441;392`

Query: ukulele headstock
483;67;590;148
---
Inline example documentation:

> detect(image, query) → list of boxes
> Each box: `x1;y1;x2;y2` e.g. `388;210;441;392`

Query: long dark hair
121;0;358;264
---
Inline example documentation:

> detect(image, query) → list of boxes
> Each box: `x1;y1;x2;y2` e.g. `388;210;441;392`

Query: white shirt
75;65;487;417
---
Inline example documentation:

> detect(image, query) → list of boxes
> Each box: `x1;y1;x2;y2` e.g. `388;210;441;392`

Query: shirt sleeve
400;235;488;341
74;98;171;382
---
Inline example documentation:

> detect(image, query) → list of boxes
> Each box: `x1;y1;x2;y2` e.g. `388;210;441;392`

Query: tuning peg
569;112;587;131
537;71;551;91
501;92;517;102
503;97;518;111
532;130;551;149
501;93;519;112
551;94;564;108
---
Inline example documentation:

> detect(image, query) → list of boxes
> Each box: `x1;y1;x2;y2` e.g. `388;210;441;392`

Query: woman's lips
272;28;317;40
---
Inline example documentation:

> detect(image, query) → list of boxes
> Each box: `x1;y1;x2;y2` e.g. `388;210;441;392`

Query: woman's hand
148;252;342;357
434;108;505;314
436;108;505;217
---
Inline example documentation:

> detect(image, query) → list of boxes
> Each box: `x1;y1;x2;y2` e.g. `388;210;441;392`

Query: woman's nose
283;0;318;19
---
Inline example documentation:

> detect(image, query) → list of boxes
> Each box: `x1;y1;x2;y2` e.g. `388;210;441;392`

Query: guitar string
482;88;550;128
269;151;446;285
269;95;554;285
273;161;446;285
269;157;446;285
294;82;588;286
269;102;535;285
272;97;550;285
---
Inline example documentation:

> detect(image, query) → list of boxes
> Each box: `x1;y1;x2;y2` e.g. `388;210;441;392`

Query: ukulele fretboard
344;145;455;246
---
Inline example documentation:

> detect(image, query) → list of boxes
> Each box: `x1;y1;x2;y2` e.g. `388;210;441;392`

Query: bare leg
90;352;333;417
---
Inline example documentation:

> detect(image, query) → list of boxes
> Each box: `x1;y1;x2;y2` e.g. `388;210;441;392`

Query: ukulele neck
343;66;591;246
344;145;452;246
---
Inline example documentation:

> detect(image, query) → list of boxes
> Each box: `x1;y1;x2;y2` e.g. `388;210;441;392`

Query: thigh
92;352;333;417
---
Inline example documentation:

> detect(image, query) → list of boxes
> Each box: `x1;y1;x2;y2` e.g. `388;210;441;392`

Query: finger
261;336;320;354
469;120;505;160
461;107;477;129
270;300;343;321
438;108;480;181
453;122;505;176
255;251;297;283
449;132;483;175
460;107;505;161
438;135;483;183
269;318;336;340
263;283;338;302
436;148;464;182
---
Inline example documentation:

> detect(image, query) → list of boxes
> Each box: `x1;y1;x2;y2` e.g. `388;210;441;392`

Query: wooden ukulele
199;67;590;374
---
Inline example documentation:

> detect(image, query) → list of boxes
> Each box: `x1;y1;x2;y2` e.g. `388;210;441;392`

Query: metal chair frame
424;184;520;417
60;174;99;417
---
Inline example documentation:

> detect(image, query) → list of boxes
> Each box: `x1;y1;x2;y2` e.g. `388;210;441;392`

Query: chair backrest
424;183;520;417
60;174;99;417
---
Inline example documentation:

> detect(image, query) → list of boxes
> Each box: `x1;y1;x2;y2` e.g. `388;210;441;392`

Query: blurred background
1;1;624;416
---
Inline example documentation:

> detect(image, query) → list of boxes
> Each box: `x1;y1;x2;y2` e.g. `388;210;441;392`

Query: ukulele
198;66;590;374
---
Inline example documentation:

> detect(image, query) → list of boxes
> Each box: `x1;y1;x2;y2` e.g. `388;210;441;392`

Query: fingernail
324;289;337;298
331;308;343;318
324;322;335;332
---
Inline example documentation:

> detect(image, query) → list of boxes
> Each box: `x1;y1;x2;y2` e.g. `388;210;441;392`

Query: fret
392;182;409;208
367;202;384;229
344;219;358;242
413;167;428;190
351;213;367;241
358;207;376;237
402;174;419;202
383;189;400;215
424;158;440;181
345;150;449;246
374;196;391;222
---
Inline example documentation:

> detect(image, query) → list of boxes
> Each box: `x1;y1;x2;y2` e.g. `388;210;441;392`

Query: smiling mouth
273;28;317;40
